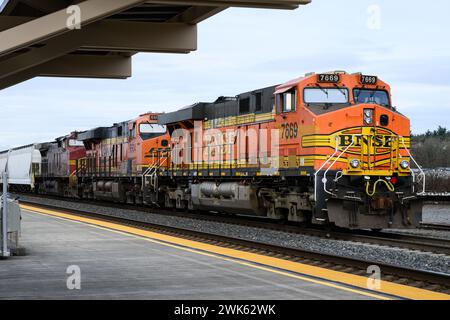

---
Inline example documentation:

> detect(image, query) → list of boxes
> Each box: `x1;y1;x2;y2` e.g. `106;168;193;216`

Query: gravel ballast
17;194;450;275
423;203;450;225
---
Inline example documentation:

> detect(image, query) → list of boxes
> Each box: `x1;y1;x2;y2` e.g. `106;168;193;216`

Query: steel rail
420;223;450;232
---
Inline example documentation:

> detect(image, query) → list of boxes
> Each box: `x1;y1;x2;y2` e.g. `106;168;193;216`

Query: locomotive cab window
139;123;166;134
279;89;297;113
139;123;167;140
130;123;136;138
304;88;349;104
353;89;390;107
68;139;84;147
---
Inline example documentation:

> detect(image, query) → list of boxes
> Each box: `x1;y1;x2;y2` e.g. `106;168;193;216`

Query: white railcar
0;144;41;189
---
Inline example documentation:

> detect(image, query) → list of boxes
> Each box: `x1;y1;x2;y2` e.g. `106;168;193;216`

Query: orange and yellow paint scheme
38;71;421;229
127;112;170;175
162;71;421;229
170;72;412;179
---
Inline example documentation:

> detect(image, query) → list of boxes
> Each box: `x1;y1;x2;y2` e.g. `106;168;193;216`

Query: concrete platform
0;210;381;300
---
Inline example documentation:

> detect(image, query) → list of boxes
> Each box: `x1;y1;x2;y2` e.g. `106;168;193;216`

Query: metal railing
322;137;356;197
142;156;168;191
313;133;424;201
314;136;355;200
400;136;426;195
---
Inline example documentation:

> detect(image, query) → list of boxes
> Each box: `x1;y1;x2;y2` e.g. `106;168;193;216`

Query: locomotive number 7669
281;122;298;139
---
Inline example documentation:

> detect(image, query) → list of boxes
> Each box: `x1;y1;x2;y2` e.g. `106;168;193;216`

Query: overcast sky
1;0;449;150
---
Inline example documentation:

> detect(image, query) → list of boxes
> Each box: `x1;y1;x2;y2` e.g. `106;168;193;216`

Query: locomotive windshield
68;139;84;147
353;89;390;107
139;123;167;140
139;123;166;134
304;88;349;104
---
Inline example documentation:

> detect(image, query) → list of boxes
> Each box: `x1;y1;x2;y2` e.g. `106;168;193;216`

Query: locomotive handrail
142;154;168;190
399;136;426;195
313;136;340;201
313;134;424;202
322;136;356;197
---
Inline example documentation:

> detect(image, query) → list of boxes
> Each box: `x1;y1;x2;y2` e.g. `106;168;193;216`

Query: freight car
0;144;42;191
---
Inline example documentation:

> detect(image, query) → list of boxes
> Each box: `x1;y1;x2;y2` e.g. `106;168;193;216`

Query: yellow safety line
20;204;450;300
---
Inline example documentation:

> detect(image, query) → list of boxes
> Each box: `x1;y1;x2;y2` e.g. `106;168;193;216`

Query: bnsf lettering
339;135;392;148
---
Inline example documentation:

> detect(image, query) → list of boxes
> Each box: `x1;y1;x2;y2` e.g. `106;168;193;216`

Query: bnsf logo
339;135;393;148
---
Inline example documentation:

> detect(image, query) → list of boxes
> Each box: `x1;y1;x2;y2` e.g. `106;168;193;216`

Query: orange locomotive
75;112;169;203
157;71;423;229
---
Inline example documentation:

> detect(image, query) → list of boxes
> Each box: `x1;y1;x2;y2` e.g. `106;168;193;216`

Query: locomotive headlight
400;160;410;169
364;109;373;124
350;159;360;168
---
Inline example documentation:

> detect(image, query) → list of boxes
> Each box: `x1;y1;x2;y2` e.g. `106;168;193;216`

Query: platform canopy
0;0;310;90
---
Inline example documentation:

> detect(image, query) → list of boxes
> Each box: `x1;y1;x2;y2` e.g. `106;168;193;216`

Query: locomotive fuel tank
191;182;264;215
199;182;238;198
93;180;125;202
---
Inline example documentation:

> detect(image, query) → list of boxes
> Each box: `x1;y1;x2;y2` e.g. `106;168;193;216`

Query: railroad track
18;197;450;295
420;223;450;232
16;193;450;256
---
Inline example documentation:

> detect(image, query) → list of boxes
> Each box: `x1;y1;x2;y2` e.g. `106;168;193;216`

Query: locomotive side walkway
0;209;385;300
